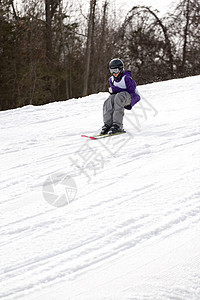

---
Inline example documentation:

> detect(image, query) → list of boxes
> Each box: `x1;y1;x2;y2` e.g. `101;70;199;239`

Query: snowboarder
101;58;140;135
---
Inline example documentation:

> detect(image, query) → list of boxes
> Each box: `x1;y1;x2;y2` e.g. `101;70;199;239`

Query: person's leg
103;94;115;126
113;92;131;127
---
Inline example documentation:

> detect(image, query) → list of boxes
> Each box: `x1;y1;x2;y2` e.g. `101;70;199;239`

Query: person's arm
125;76;140;108
125;76;136;94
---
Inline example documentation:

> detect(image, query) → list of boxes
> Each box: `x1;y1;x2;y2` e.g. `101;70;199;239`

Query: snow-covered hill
0;75;200;300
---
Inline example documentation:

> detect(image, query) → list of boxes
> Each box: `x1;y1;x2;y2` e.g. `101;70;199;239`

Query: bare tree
168;0;200;76
181;0;190;71
121;6;174;79
45;0;61;61
93;0;109;91
82;0;97;96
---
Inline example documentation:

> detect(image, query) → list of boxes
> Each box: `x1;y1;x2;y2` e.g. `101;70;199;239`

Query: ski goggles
109;68;121;74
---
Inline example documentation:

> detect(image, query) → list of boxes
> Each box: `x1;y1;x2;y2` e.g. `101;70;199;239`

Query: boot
108;124;125;135
100;124;111;135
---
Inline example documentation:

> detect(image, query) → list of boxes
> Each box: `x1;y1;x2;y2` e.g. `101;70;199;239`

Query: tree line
0;0;199;110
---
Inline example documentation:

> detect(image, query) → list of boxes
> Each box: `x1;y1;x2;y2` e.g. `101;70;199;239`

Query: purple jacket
109;70;140;110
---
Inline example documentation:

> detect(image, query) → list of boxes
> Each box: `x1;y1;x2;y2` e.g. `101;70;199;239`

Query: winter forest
0;0;200;111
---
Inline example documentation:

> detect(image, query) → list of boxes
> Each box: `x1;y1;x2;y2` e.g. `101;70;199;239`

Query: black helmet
109;58;124;75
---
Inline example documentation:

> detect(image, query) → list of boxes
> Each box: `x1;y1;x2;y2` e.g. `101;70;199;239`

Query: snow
0;75;200;300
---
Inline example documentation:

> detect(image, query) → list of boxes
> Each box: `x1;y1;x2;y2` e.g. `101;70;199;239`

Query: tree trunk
45;0;52;62
58;0;70;99
94;0;108;91
82;0;96;96
181;0;190;72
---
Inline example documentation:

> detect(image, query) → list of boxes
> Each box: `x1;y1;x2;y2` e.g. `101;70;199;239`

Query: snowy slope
0;75;200;300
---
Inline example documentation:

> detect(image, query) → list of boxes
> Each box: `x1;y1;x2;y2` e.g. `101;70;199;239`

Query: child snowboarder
101;58;140;135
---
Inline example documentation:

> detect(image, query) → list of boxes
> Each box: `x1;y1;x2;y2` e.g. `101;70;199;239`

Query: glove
108;87;113;94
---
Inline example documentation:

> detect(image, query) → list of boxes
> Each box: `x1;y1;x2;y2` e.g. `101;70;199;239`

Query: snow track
0;76;200;299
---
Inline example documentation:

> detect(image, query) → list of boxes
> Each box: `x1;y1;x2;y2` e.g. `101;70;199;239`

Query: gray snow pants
103;91;131;127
